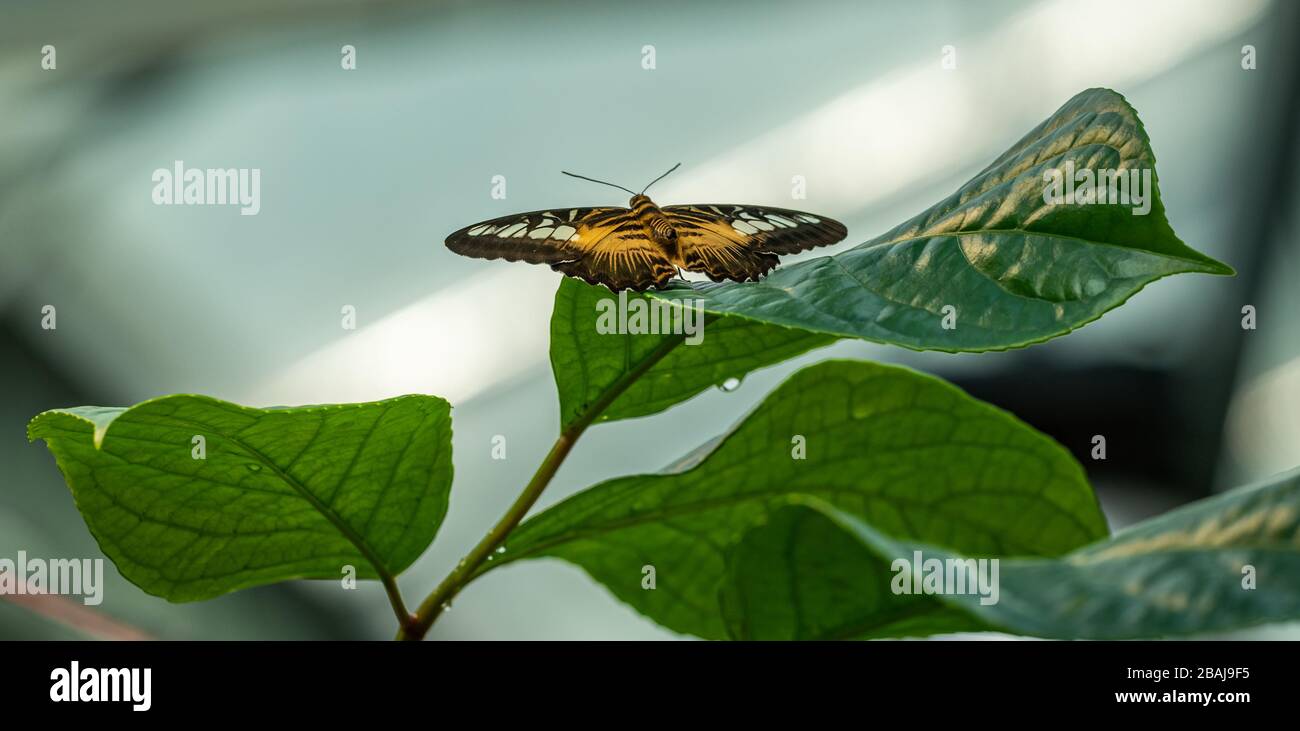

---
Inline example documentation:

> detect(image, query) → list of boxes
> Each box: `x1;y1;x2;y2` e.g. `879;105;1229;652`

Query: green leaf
490;360;1106;638
718;500;986;640
27;394;453;602
649;87;1232;352
732;466;1300;639
551;278;833;429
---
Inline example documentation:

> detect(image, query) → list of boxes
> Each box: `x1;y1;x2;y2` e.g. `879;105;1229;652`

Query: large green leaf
489;360;1107;638
27;394;453;601
551;277;833;429
728;466;1300;639
649;88;1231;352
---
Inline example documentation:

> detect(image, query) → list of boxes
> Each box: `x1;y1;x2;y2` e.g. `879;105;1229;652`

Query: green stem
381;574;417;635
398;330;690;640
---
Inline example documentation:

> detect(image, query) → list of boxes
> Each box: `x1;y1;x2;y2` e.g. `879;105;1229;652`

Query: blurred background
1;0;1297;640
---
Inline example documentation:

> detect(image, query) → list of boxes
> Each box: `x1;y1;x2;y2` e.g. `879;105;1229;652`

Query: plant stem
397;426;579;640
381;574;417;635
398;330;690;640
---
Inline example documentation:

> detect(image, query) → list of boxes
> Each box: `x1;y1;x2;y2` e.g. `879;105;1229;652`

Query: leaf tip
1184;255;1235;277
1208;259;1236;276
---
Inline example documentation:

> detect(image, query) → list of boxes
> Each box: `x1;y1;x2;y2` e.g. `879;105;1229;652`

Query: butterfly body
445;167;847;292
628;194;681;260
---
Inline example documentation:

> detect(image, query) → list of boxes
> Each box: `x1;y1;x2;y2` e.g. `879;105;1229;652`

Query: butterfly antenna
561;170;637;196
640;162;681;195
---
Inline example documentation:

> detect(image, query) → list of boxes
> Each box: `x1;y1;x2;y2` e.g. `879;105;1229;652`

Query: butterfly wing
550;226;679;292
445;207;618;264
664;205;847;282
445;207;677;291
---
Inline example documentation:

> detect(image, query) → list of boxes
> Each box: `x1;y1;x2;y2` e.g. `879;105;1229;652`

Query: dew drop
495;546;507;555
246;464;262;472
720;377;741;392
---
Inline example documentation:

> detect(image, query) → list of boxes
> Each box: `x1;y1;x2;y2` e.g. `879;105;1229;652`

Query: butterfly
444;164;847;292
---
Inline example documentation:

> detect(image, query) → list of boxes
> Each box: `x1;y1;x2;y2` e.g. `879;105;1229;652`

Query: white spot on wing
528;227;555;239
499;223;527;238
468;224;490;236
553;225;577;241
731;220;760;235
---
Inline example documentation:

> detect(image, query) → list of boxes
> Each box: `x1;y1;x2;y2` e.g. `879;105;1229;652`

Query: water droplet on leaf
720;377;741;392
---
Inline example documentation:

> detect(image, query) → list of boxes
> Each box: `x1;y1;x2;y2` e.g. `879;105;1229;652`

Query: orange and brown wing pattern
550;229;678;292
445;207;676;291
445;207;619;264
664;205;847;282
